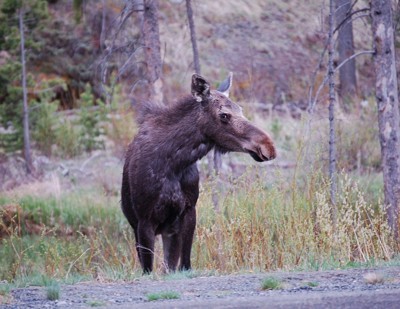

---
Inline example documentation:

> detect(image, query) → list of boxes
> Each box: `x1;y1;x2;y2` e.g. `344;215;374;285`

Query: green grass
163;270;202;280
261;277;283;290
146;291;180;301
46;281;60;301
87;299;106;307
0;283;10;296
306;281;319;287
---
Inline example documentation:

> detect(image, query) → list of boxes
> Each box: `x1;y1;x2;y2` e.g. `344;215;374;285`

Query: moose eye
219;113;230;123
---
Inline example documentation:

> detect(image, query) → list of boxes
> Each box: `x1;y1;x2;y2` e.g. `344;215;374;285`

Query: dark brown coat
121;74;276;273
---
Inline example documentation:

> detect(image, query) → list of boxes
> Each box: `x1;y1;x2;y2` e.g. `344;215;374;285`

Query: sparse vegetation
164;270;200;280
261;277;283;290
46;281;60;301
0;283;12;304
146;291;180;301
87;299;106;307
364;272;385;285
306;281;319;287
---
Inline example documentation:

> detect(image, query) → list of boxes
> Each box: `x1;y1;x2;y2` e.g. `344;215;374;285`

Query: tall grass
0;165;395;283
0;191;139;284
193;169;394;272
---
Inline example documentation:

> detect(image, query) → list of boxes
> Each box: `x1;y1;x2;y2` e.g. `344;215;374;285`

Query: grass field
0;164;397;287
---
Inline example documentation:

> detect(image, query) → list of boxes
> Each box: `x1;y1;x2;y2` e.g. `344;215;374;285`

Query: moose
121;73;276;273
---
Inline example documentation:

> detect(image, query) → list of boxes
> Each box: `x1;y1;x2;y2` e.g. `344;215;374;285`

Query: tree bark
186;0;200;74
371;0;400;238
100;0;107;51
142;0;163;104
335;0;357;106
328;0;337;227
19;8;33;174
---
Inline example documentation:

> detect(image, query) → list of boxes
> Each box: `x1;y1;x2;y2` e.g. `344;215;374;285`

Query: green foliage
261;277;283;290
31;101;57;156
73;0;83;23
30;77;66;156
77;84;105;153
146;291;180;301
0;283;10;296
55;119;81;158
46;280;60;301
306;281;319;287
164;270;199;280
0;0;49;154
0;59;23;153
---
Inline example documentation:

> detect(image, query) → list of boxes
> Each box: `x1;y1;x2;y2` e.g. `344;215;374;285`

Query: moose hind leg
162;232;182;273
179;207;196;271
137;221;155;274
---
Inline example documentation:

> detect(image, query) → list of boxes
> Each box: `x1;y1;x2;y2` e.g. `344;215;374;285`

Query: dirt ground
3;266;400;308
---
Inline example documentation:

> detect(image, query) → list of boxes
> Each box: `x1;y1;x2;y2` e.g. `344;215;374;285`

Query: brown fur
121;74;276;273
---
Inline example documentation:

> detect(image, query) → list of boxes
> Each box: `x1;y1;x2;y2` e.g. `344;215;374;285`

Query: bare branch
334;50;374;73
334;8;370;34
309;50;374;113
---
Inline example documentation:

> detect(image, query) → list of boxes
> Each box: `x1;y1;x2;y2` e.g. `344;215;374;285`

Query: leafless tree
328;0;337;226
307;1;373;227
186;0;200;74
371;0;400;238
185;0;219;208
142;0;163;104
19;8;33;174
335;0;357;106
98;0;145;103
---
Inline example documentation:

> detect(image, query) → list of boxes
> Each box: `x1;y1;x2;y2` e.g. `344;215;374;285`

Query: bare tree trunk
335;0;357;106
328;0;337;226
19;8;33;175
185;0;218;206
100;0;107;51
142;0;163;104
186;0;200;74
371;0;400;238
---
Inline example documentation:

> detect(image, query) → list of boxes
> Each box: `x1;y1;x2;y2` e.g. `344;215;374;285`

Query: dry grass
364;272;385;284
0;165;394;283
192;169;393;273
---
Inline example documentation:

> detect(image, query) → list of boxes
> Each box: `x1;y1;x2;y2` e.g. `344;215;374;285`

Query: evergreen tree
0;0;48;154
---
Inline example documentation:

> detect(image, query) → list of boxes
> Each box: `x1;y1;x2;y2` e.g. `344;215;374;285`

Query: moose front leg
179;207;196;271
137;221;155;274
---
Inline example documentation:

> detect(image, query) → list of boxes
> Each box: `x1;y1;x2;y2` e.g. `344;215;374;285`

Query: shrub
261;277;283;290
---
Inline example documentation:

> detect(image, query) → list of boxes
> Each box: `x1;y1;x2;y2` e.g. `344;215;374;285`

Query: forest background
1;0;400;292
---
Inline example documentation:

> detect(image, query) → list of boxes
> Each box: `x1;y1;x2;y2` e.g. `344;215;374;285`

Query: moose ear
217;72;233;98
191;74;210;103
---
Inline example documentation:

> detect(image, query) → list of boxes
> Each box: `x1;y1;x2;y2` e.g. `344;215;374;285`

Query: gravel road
3;266;400;308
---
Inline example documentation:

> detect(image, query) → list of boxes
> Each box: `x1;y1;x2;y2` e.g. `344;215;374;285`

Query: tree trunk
328;0;337;227
335;0;357;107
142;0;163;104
19;9;33;174
371;0;400;238
186;0;200;74
100;0;107;51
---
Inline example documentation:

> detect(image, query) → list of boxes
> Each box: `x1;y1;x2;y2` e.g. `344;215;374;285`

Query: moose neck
147;97;215;173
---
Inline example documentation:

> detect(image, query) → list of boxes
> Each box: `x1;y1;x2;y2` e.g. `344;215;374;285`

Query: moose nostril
268;147;277;161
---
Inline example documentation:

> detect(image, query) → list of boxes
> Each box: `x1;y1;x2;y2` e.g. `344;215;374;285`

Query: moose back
121;73;276;273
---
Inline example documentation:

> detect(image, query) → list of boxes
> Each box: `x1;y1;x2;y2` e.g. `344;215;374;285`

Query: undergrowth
0;166;396;284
